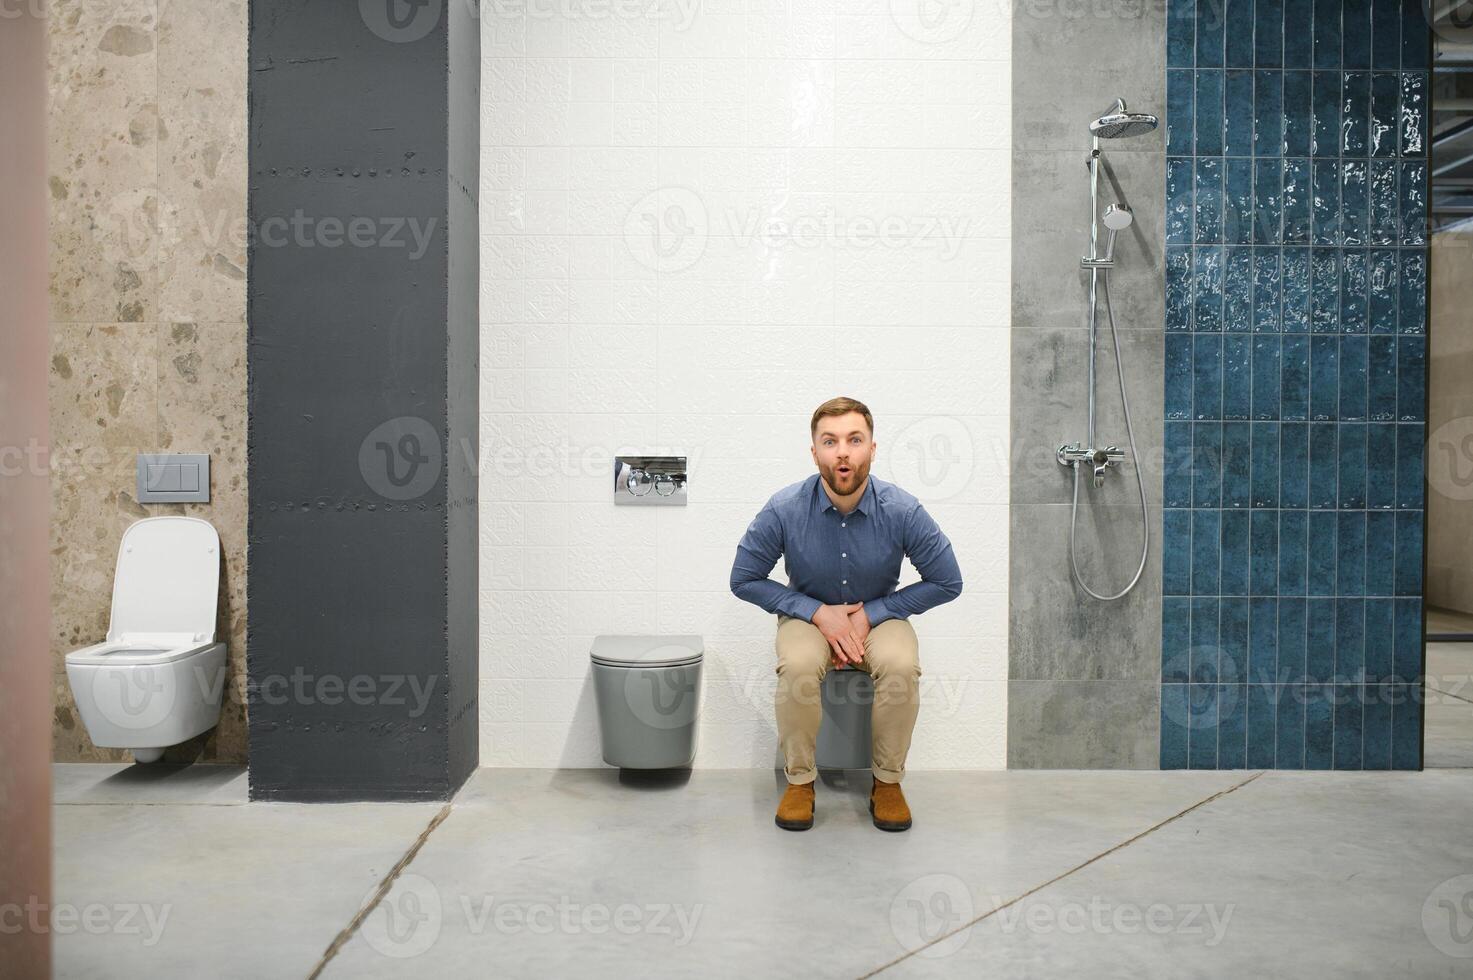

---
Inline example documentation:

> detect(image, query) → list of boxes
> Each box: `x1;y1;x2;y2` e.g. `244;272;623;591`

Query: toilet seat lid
108;517;221;643
590;634;703;668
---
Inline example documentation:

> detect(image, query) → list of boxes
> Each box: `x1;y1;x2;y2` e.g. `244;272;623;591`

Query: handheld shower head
1102;203;1134;231
1101;203;1133;261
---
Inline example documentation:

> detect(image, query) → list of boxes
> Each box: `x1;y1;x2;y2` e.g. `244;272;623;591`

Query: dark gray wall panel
445;0;481;789
248;0;477;801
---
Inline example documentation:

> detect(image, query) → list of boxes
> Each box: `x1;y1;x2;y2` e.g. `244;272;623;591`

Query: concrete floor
1427;642;1473;768
52;753;1473;978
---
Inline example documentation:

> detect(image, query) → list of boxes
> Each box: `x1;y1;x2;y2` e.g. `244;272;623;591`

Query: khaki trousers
775;612;921;785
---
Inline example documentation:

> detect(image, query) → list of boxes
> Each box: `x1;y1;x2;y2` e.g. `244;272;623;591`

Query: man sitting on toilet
729;396;964;833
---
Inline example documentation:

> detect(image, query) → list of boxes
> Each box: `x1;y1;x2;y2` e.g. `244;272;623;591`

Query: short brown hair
810;396;874;440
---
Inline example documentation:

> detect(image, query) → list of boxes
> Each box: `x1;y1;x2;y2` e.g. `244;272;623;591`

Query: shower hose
1069;268;1150;601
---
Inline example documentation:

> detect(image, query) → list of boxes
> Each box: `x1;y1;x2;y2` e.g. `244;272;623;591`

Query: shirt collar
813;472;875;518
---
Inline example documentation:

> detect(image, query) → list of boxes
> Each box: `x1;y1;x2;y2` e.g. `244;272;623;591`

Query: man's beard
826;462;864;492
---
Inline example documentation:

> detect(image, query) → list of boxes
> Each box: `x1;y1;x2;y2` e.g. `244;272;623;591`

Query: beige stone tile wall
1429;231;1473;618
48;0;247;762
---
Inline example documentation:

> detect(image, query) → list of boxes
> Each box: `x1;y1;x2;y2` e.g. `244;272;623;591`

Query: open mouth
837;466;852;477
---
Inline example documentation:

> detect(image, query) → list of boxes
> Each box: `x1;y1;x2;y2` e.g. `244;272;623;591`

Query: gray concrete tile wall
1009;4;1168;767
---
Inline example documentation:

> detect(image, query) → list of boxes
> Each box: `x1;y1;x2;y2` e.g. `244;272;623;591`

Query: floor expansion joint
307;801;455;979
859;771;1267;978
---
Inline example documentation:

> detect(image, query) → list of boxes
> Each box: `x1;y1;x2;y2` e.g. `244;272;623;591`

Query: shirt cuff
862;597;893;627
793;594;824;623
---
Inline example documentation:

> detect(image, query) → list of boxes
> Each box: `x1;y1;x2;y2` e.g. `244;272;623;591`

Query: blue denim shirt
729;473;963;626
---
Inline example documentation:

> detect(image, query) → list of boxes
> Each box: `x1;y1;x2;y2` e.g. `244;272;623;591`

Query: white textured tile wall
479;0;1011;768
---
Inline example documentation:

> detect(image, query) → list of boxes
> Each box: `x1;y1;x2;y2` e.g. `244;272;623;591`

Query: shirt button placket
839;516;846;596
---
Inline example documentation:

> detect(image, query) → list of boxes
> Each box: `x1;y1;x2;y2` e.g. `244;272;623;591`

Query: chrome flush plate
614;455;687;506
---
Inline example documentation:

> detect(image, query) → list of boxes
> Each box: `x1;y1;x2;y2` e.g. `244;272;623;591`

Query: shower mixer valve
1057;444;1126;488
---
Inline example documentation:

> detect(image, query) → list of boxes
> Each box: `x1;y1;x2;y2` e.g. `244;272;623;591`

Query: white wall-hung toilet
590;634;703;769
64;516;228;764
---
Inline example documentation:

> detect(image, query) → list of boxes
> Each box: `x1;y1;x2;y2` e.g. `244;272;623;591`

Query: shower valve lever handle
1057;444;1125;488
1056;444;1124;465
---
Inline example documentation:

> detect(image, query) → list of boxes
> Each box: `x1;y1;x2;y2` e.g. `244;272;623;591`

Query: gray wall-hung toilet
591;634;703;769
817;666;873;770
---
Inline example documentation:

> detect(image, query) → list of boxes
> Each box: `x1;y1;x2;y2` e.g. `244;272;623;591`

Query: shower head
1097;203;1134;262
1102;203;1134;231
1089;100;1158;139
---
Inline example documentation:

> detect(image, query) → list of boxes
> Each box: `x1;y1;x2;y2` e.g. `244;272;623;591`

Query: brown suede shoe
775;781;815;831
869;777;912;831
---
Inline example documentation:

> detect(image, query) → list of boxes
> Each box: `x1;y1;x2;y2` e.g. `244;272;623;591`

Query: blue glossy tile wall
1161;0;1427;770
